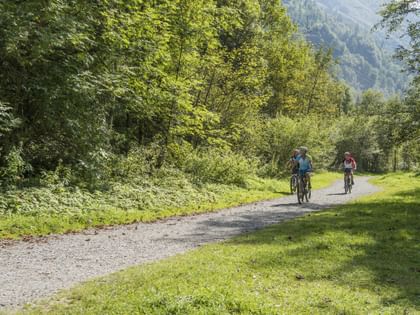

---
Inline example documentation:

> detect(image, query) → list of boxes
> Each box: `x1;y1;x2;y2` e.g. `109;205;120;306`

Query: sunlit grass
22;173;420;314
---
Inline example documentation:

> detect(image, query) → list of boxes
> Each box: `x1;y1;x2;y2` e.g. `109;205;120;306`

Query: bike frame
297;173;311;204
344;172;352;194
290;173;298;194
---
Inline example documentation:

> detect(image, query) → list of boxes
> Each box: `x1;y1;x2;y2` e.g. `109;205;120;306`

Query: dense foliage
0;0;417;196
0;0;343;183
378;0;420;161
379;0;420;78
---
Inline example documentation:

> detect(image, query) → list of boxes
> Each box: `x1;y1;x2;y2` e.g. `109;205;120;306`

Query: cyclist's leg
290;170;297;192
307;171;312;189
304;170;310;189
344;169;351;185
351;170;355;185
299;170;305;188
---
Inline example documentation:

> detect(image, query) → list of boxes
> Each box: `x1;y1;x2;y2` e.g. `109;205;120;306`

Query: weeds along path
0;177;379;310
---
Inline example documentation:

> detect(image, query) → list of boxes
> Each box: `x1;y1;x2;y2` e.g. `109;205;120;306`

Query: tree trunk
203;70;216;107
393;147;398;172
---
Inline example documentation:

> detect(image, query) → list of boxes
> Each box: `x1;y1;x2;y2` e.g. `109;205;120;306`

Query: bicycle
290;173;298;194
344;172;352;194
297;173;311;204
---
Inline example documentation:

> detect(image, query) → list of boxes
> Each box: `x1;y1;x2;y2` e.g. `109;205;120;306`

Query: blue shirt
296;154;312;171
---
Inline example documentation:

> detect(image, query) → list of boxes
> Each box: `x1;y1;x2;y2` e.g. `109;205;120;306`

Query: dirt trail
0;177;379;309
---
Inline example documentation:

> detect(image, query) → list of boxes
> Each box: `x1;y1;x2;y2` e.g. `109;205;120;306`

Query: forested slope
284;0;407;94
314;0;385;28
0;0;346;181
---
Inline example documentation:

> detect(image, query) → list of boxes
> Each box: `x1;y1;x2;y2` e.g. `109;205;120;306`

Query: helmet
344;152;351;155
299;146;308;153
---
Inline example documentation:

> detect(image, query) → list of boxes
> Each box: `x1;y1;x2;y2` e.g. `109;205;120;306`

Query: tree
379;0;420;77
340;86;353;114
357;89;385;114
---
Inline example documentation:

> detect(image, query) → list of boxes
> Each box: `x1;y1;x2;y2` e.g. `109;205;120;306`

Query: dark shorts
344;168;353;174
299;169;312;176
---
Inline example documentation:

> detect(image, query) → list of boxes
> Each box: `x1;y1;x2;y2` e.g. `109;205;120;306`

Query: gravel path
0;177;379;310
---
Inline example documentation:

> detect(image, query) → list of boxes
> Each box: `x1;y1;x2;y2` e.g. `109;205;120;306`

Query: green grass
21;173;420;314
0;172;341;240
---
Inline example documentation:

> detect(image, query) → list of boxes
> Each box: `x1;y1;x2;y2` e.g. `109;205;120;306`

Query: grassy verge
0;172;341;240
22;173;420;314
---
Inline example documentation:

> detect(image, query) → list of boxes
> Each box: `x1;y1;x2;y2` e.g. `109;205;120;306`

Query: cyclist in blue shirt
295;146;313;189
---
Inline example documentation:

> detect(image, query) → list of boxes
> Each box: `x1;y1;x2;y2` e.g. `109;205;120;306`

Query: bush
1;144;32;188
256;115;336;177
400;140;420;171
0;102;20;137
111;144;161;184
181;147;256;186
332;116;389;172
40;161;73;189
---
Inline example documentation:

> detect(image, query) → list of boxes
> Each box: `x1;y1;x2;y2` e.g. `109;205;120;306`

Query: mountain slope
314;0;384;28
313;0;405;49
283;0;406;94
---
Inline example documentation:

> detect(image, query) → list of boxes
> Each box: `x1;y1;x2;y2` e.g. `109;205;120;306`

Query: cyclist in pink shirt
343;152;357;185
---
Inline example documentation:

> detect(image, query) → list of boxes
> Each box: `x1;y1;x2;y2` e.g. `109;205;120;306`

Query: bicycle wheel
304;179;309;202
297;178;303;204
344;176;349;194
290;176;296;194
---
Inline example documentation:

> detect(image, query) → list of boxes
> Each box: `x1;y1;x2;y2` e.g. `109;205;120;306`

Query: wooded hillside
0;0;417;191
284;0;407;94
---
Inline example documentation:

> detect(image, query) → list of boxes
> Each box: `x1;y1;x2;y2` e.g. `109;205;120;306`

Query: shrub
111;145;161;184
1;144;32;188
40;161;73;189
181;147;256;186
256;115;336;177
332;116;388;172
0;102;20;137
